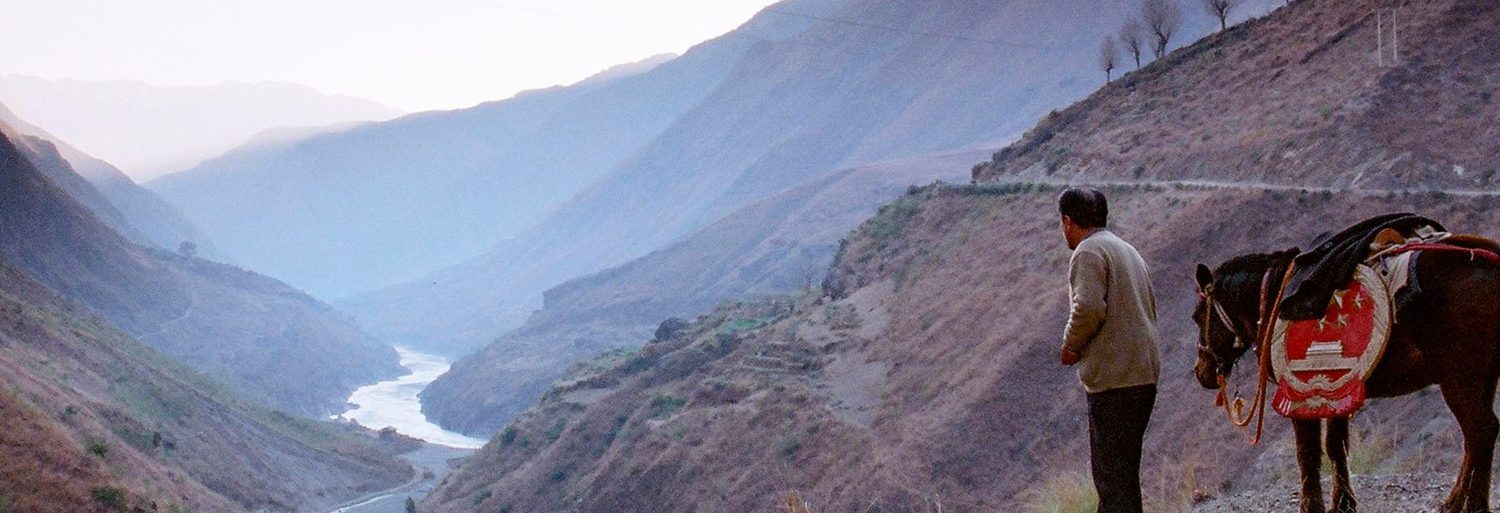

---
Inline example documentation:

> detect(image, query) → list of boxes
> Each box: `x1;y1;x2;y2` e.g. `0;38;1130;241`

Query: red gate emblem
1269;264;1393;419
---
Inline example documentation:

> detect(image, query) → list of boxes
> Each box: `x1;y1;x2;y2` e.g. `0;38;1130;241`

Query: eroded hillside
0;263;410;513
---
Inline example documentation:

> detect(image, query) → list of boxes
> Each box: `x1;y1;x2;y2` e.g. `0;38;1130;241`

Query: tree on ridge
1099;36;1119;83
1143;0;1183;58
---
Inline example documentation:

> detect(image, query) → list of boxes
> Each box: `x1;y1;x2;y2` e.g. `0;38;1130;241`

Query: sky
0;0;781;112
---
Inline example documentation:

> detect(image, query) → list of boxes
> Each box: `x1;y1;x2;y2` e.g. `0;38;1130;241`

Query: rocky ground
1195;474;1500;513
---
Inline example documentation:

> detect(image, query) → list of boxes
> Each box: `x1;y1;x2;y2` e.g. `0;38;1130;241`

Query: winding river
336;347;488;449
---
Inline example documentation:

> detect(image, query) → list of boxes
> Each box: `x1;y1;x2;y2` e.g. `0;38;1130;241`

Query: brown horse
1193;247;1500;513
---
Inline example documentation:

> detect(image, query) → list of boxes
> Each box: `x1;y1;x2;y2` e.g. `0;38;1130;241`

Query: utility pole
1391;6;1399;64
1374;9;1386;67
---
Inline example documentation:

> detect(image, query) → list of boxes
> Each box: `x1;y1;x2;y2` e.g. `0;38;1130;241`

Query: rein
1201;260;1295;444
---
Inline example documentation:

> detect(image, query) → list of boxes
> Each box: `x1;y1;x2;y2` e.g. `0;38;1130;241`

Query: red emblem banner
1270;264;1392;419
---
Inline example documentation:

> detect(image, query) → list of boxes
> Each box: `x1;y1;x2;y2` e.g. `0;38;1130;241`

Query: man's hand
1060;347;1082;366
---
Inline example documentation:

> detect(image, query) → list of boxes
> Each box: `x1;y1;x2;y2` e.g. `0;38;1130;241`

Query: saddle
1267;217;1500;419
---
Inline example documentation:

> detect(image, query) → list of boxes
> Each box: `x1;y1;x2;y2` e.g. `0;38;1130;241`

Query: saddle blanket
1270;262;1395;419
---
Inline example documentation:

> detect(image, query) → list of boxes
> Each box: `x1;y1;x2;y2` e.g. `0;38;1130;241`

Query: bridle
1197;260;1295;444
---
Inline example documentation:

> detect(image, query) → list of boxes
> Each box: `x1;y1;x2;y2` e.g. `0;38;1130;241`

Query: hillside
421;0;1500;511
421;147;984;435
0;75;402;178
347;0;1265;356
0;262;411;513
973;0;1499;188
0;100;221;258
0;121;402;416
422;185;1498;513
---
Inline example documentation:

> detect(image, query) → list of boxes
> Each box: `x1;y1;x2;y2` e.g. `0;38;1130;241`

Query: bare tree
1201;0;1237;31
1120;19;1145;69
1099;36;1118;83
1143;0;1183;58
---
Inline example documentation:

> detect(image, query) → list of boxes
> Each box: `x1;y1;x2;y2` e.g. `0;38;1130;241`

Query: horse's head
1191;249;1297;390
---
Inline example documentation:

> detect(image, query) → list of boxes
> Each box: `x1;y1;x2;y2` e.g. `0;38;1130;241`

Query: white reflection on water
337;347;489;449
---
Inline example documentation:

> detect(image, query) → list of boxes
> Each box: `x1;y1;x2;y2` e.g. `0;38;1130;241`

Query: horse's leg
1439;378;1498;513
1294;419;1327;513
1325;417;1357;512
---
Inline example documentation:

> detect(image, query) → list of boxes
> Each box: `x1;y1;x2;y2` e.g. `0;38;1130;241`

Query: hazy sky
0;0;780;111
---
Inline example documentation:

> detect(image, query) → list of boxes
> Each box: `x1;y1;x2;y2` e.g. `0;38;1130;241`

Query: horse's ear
1195;264;1214;290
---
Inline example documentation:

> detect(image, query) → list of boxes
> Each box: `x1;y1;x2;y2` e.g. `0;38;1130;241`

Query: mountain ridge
0;117;402;416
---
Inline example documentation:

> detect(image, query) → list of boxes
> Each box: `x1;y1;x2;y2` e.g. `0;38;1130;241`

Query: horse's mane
1213;248;1299;310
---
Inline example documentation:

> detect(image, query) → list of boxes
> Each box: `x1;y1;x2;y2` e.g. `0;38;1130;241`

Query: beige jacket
1063;230;1161;392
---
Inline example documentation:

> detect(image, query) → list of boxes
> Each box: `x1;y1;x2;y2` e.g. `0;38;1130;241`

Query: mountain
0;119;401;416
0;100;221;258
345;0;1274;357
0;261;411;513
0;75;402;178
420;147;985;435
149;46;743;300
419;0;1500;511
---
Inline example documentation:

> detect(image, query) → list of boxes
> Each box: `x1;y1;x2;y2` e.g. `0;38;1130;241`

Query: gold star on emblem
1317;318;1330;332
1353;294;1367;309
1331;290;1349;309
1336;313;1349;329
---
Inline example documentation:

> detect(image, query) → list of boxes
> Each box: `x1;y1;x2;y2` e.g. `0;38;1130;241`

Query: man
1057;188;1160;513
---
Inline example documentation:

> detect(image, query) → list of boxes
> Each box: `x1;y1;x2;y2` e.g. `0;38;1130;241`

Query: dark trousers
1086;383;1157;513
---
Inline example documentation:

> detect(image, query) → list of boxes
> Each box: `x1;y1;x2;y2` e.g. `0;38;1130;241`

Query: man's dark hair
1058;188;1108;228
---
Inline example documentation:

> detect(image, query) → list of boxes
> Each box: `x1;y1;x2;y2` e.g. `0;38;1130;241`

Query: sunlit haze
0;0;780;111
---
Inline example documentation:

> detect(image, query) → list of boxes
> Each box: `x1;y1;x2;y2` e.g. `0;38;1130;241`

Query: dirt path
134;284;197;341
1193;473;1500;513
996;176;1500;197
325;444;473;513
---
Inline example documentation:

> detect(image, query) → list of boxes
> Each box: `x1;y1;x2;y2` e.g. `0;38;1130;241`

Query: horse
1192;247;1500;513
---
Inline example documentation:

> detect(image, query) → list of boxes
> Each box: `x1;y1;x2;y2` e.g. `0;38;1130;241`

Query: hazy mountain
0;262;410;513
0;75;402;178
421;1;1500;509
0;100;221;259
149;48;743;299
0;120;402;416
421;147;985;435
347;0;1270;355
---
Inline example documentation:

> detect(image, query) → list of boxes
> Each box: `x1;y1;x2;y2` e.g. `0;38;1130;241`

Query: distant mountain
421;147;984;435
421;2;1500;509
0;75;402;178
149;48;733;299
0;262;410;513
0;100;221;258
0;119;401;416
347;0;1271;355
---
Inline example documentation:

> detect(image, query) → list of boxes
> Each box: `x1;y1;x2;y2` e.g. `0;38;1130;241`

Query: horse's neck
1230;255;1293;322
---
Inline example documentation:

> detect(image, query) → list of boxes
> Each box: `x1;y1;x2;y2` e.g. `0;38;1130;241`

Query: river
336;347;489;449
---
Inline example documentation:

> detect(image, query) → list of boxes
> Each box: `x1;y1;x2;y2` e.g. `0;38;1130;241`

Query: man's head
1058;187;1107;249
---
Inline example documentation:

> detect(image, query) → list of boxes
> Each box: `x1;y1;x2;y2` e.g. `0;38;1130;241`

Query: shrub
405;496;417;513
650;395;686;418
869;200;919;244
87;439;109;458
500;427;517;446
472;490;491;506
1024;473;1098;513
653;318;690;341
549;469;568;482
90;487;127;511
777;436;802;458
545;419;566;441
